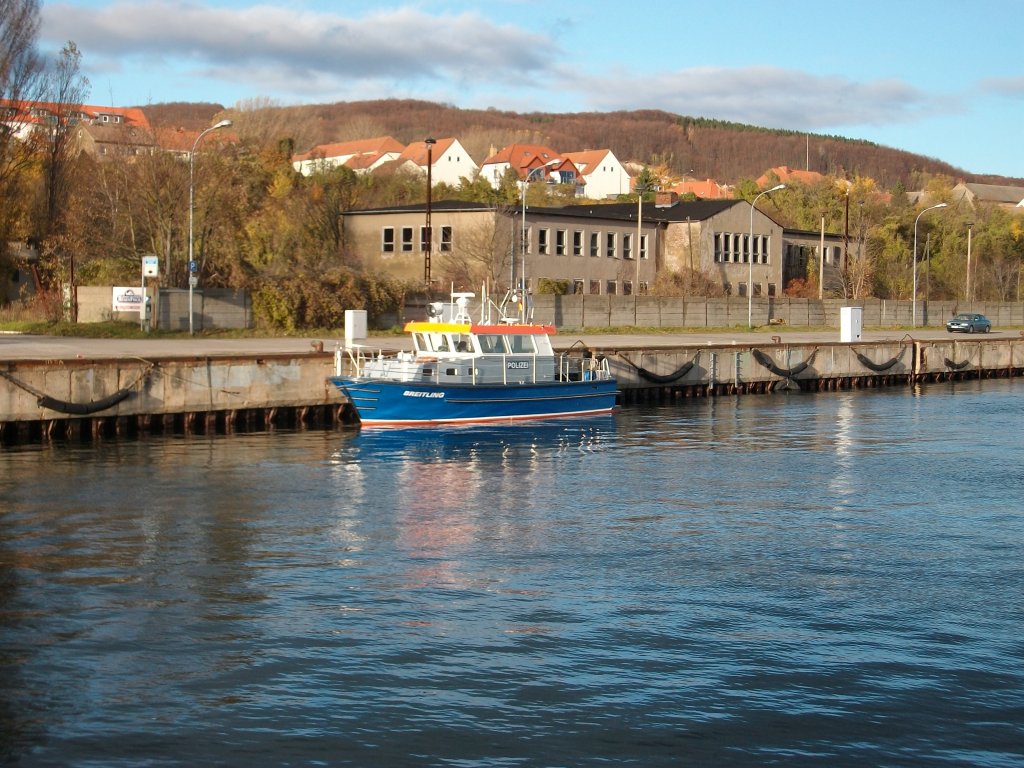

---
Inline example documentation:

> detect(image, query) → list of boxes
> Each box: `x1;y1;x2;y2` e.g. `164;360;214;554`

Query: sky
37;0;1024;179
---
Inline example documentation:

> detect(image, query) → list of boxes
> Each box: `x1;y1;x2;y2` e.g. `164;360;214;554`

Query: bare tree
40;41;89;236
0;0;44;254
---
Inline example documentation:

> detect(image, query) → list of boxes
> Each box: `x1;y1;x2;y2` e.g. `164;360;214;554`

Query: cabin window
508;334;536;353
421;333;450;352
477;334;508;354
382;227;395;252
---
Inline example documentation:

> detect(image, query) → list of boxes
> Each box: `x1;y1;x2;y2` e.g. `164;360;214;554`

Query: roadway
0;327;1005;361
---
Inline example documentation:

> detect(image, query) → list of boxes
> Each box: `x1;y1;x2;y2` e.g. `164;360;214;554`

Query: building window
638;281;649;295
573;278;584;294
555;229;567;256
419;226;429;252
382;227;395;253
401;227;414;252
440;226;452;252
767;283;777;297
589;279;601;294
606;232;616;259
606;280;617;295
753;282;762;297
590;232;600;257
639;234;648;260
624;233;634;260
623;280;634;296
538;228;550;255
738;282;747;298
732;233;741;263
573;230;583;257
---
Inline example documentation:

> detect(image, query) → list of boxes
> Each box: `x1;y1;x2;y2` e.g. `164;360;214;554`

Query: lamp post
966;222;974;303
188;118;232;335
748;183;785;328
423;137;436;288
912;202;947;328
635;182;649;295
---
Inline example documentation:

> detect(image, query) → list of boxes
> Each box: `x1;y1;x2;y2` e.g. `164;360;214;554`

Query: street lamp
912;202;947;327
423;137;436;288
188;118;232;335
748;183;785;328
635;181;649;295
966;222;974;303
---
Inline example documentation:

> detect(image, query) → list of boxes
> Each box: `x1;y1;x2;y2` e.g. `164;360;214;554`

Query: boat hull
330;377;619;426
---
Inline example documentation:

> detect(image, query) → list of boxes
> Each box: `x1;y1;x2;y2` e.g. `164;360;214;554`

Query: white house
392;138;479;187
292;136;405;176
563;149;631;199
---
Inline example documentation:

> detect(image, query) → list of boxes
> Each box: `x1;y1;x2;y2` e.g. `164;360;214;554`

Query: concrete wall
1;352;336;423
74;286;252;330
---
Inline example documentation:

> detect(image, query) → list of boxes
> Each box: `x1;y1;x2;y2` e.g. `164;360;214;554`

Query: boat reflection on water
338;414;619;466
327;415;620;586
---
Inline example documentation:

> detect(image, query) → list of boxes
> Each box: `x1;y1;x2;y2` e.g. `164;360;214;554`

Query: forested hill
141;99;1021;190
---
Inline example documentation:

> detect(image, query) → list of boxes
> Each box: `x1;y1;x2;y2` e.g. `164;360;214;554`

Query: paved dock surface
0;328;993;361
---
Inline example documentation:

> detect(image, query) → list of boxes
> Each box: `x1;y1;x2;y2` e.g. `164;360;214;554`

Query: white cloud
561;65;953;132
41;2;557;91
979;76;1024;98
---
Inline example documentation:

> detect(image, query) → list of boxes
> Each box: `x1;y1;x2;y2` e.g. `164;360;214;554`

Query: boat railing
557;353;612;382
336;344;409;377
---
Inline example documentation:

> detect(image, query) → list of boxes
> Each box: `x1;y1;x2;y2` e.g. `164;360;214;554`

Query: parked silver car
946;313;992;333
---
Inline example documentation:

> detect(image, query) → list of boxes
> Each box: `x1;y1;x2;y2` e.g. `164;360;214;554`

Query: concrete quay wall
597;337;1024;400
2;338;1021;444
0;352;344;442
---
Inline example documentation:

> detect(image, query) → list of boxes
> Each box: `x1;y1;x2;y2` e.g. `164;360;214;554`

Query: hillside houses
291;136;405;176
950;182;1024;210
293;138;633;198
0;99;155;159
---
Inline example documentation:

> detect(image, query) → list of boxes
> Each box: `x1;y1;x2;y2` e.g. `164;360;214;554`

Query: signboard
188;260;198;273
112;287;145;313
142;255;159;277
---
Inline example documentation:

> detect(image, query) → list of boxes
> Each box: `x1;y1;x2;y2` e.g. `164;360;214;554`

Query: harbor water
1;379;1022;767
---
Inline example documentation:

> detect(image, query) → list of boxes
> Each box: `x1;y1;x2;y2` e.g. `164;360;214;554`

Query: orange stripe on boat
404;321;556;335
